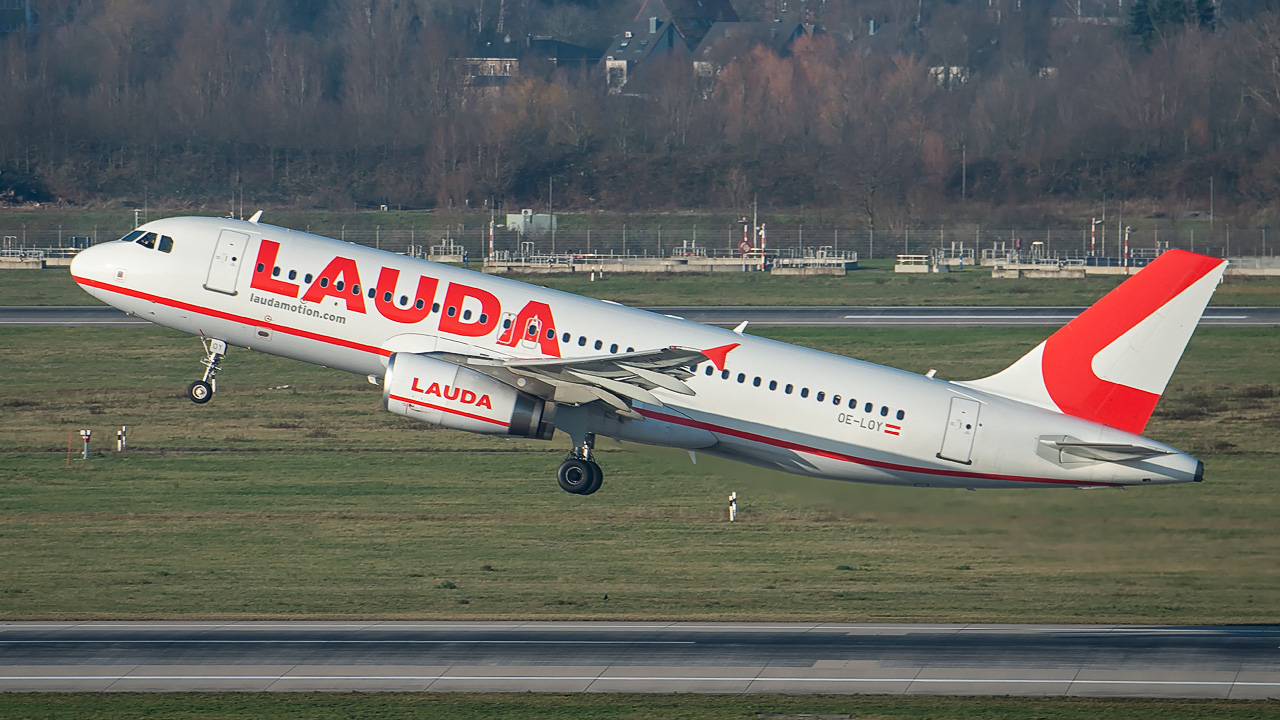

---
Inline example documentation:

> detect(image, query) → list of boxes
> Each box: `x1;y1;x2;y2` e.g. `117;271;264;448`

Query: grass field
7;263;1280;307
0;694;1275;720
0;325;1276;623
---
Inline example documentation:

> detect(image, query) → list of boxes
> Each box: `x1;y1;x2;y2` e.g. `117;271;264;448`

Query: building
603;0;740;92
0;0;35;34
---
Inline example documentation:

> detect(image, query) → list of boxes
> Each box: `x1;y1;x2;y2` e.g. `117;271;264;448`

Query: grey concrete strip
1;622;1278;697
7;305;1280;328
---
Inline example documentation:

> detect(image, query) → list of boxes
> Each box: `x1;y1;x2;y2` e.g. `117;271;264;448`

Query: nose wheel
557;432;603;495
189;338;227;404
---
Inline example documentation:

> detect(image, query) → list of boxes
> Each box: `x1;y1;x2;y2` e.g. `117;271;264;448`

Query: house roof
695;21;811;61
632;0;739;51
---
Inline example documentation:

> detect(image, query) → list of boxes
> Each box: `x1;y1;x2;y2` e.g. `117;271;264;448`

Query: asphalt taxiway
1;622;1277;697
3;305;1280;327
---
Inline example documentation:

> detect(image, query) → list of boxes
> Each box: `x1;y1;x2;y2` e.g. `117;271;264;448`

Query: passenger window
594;340;603;350
578;336;587;346
864;402;873;413
289;270;298;280
833;395;841;405
816;391;825;402
272;266;281;277
785;384;793;394
800;388;809;398
432;303;441;313
626;347;634;353
368;288;375;299
753;377;761;387
848;398;857;409
737;373;745;383
720;370;729;379
562;332;570;343
769;380;777;390
547;329;555;340
896;409;906;421
881;406;889;417
158;236;174;253
447;306;457;317
610;343;618;353
351;284;360;295
479;313;488;324
705;366;713;376
526;323;536;336
319;277;330;288
334;280;344;291
305;274;313;284
415;299;425;309
464;310;474;320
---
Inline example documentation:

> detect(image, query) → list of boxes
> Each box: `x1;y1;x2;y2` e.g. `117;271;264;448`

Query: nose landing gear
188;338;227;404
557;432;603;495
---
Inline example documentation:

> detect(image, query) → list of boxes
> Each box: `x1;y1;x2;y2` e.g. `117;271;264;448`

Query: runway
2;622;1277;697
649;305;1280;327
4;305;1280;327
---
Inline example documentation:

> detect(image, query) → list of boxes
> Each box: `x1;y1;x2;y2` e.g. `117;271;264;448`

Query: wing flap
460;346;712;416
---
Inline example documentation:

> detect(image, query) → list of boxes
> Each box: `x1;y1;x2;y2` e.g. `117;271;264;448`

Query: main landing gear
187;338;227;404
557;432;603;496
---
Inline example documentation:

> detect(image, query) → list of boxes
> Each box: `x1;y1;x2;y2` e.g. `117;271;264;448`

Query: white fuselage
71;217;1203;489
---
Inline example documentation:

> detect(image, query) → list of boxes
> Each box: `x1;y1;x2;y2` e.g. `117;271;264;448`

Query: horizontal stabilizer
1039;438;1173;463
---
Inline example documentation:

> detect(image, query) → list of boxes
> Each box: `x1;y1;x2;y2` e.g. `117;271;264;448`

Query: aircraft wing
456;346;714;419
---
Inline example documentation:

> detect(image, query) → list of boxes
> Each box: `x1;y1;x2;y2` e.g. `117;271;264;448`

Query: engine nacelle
382;353;552;439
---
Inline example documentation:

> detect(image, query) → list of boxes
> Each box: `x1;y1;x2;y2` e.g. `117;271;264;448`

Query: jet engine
382;352;553;439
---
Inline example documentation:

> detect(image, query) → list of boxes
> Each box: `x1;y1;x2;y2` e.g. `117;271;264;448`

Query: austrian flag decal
884;424;901;436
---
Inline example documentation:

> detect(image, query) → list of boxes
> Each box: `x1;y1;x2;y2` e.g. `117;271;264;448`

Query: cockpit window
136;232;157;249
158;235;174;253
120;230;144;243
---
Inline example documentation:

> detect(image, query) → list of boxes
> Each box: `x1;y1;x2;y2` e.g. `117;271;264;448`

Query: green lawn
0;694;1274;720
0;326;1275;623
8;264;1280;307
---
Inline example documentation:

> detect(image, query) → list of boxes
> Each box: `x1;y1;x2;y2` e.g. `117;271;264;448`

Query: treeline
4;0;1280;229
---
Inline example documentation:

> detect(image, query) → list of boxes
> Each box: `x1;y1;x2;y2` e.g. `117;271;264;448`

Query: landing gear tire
558;458;596;495
581;461;604;496
187;380;213;404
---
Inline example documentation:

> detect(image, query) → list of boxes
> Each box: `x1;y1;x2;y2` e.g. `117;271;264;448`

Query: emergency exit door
938;397;981;464
205;230;248;295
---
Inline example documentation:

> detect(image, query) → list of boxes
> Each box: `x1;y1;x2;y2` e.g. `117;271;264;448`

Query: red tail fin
961;250;1227;433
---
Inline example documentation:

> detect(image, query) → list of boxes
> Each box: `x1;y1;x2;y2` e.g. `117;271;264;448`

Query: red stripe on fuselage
73;275;392;358
387;393;509;427
76;275;1129;487
636;408;1123;488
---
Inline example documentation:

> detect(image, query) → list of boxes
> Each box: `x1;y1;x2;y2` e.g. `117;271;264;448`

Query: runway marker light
729;491;737;522
79;429;92;460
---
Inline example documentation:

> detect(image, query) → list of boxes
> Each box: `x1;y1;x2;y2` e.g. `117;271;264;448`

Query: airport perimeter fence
3;220;1277;262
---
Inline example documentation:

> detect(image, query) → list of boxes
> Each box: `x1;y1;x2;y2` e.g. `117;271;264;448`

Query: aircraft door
937;397;981;464
521;316;542;350
204;230;249;295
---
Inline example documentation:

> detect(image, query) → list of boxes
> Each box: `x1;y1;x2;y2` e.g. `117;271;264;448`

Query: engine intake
382;353;552;439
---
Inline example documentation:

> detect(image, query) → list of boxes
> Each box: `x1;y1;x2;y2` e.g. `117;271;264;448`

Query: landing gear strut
557;432;603;495
188;338;227;404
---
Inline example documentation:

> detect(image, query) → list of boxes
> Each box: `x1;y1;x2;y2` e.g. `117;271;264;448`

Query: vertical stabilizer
959;250;1227;433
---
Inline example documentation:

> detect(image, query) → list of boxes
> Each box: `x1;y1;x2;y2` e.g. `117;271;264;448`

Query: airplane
70;215;1226;494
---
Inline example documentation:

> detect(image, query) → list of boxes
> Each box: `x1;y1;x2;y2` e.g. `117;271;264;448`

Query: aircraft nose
70;242;109;283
